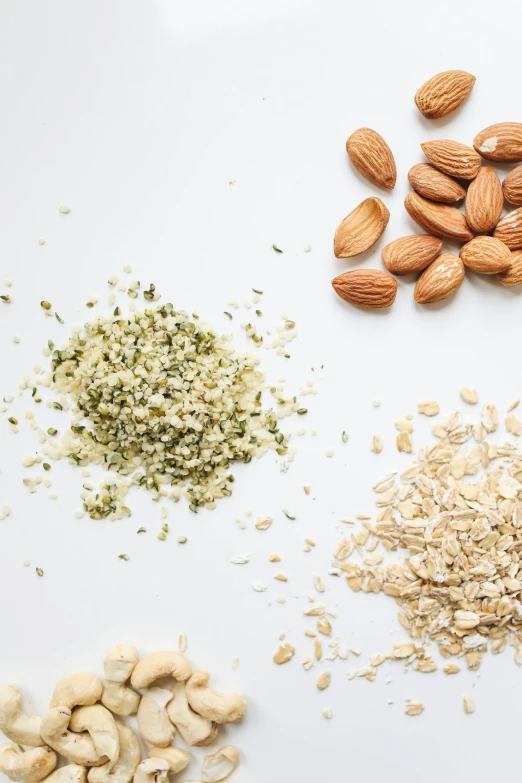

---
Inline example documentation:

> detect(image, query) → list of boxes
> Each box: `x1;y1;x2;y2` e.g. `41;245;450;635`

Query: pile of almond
332;70;522;308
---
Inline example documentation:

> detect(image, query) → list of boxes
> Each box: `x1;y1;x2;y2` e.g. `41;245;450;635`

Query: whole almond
334;197;390;258
332;269;397;308
415;70;475;119
503;165;522;206
497;250;522;287
382;234;442;275
414;253;465;304
421;140;481;180
346;128;397;190
493;207;522;250
465;166;503;233
460;236;512;274
408;163;466;203
473;123;522;162
404;191;473;242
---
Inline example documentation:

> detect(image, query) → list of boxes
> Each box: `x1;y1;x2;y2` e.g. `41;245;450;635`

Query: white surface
1;1;522;780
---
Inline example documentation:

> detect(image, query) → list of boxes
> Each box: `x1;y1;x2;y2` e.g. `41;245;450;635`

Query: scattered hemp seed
252;288;263;295
157;531;167;541
255;310;262;317
162;523;169;533
23;560;30;567
342;431;349;442
123;264;132;274
325;448;334;458
55;312;64;324
137;527;147;534
272;244;283;253
177;536;187;544
282;509;296;520
38;238;46;246
40;301;52;311
1;295;11;303
43;463;51;471
35;568;44;577
224;312;233;320
13;335;20;344
118;554;130;561
297;408;308;415
8;417;18;425
58;205;71;214
47;428;57;436
304;243;312;252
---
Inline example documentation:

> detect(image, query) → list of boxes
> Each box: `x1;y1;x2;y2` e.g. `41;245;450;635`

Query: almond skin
503;165;522;206
493;208;522;250
382;234;442;275
460;236;512;274
473;123;522;162
465;166;503;233
414;253;465;304
497;250;522;287
333;197;390;258
404;191;473;242
415;70;475;119
332;269;397;308
346;128;397;190
421;140;481;180
408;163;466;203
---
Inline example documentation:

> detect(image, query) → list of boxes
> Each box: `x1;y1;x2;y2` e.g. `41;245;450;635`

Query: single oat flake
405;701;424;717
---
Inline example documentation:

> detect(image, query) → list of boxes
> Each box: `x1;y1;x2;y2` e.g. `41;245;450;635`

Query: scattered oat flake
322;706;332;719
273;641;295;664
405;702;424;717
274;572;288;582
231;553;251;564
460;386;479;405
371;435;383;453
396;431;412;452
252;581;267;592
444;663;460;675
314;639;323;661
508;400;520;412
255;516;273;530
417;400;439;416
463;694;475;715
316;671;331;690
303;484;311;495
302;657;313;671
178;634;187;653
313;575;325;593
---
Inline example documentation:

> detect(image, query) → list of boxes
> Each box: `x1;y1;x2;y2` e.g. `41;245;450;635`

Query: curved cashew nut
41;765;87;783
40;708;106;767
101;647;140;717
132;758;169;783
166;682;217;747
50;674;102;710
148;748;190;776
88;724;140;783
69;706;119;768
185;672;246;724
201;746;239;783
136;689;175;748
130;653;191;691
0;742;56;783
0;685;43;747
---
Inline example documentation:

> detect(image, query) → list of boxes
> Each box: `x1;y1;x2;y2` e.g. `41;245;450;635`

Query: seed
40;301;52;310
118;554;129;561
35;567;44;577
177;536;187;544
272;244;283;253
58;205;71;214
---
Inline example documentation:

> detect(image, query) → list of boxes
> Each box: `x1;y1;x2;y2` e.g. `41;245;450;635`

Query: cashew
40;708;106;767
101;647;140;717
50;674;102;710
88;724;140;783
0;685;43;747
166;683;217;747
69;706;119;768
148;748;190;776
0;742;56;783
132;759;169;783
130;653;191;691
185;673;246;725
201;747;239;783
136;689;175;748
42;765;87;783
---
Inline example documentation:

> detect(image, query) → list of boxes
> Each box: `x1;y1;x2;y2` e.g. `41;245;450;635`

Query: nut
382;234;442;275
503;165;522;206
414;70;475;119
497;250;522;287
0;744;56;783
408;163;466;203
465;166;503;233
473;122;522;162
460;236;512;274
414;253;465;304
346;128;397;190
421;139;481;180
332;269;397;309
0;685;43;747
493;207;522;250
404;191;473;242
333;197;390;258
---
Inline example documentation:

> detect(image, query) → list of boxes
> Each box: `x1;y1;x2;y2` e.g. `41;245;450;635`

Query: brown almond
333;197;390;258
332;269;397;309
408;163;466;203
503;165;522;206
415;70;475;119
497;250;522;287
404;191;473;242
414;253;465;304
473;123;522;162
382;234;442;275
346;128;397;190
465;166;503;233
493;208;522;250
421;140;481;180
460;236;512;274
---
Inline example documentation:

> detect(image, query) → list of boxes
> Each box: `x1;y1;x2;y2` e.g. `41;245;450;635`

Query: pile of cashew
0;647;246;783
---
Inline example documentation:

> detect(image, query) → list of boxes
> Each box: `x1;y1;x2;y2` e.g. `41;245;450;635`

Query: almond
421;140;481;180
465;166;503;233
493;208;522;250
333;197;390;258
497;250;522;287
408;163;466;203
414;70;475;119
332;269;397;309
503;165;522;206
404;191;473;242
460;236;512;274
382;234;442;275
414;253;465;304
473;123;522;162
346;128;397;190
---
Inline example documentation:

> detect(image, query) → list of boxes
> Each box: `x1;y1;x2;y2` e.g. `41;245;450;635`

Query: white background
1;1;522;780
